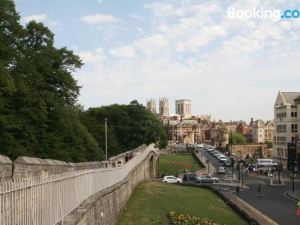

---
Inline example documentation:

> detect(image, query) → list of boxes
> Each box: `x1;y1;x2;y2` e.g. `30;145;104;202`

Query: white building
175;99;191;119
273;91;300;163
252;120;274;144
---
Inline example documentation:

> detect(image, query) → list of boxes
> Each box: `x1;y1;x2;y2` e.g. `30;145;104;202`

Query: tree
229;132;246;144
0;1;103;162
0;1;164;162
83;101;167;157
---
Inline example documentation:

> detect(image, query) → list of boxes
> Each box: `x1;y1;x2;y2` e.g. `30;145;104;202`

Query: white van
256;159;278;167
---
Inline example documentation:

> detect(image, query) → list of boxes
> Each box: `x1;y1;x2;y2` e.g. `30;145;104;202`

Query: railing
0;144;154;225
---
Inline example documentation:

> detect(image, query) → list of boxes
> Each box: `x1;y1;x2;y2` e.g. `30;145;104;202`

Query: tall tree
0;0;103;161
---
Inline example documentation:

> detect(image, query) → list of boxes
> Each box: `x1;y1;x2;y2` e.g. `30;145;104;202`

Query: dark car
183;173;198;182
224;160;232;167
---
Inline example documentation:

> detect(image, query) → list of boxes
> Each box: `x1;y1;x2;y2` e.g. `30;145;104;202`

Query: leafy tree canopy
0;1;166;162
229;132;246;144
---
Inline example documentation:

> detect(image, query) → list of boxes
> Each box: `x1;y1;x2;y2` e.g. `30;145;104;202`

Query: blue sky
14;0;300;121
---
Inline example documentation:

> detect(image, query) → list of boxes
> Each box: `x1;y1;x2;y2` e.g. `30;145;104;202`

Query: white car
217;166;226;174
197;175;219;183
162;176;182;184
219;156;227;162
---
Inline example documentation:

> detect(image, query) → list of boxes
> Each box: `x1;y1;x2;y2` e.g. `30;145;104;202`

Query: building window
291;112;297;117
277;136;286;145
276;112;286;118
292;137;295;142
291;124;298;133
277;125;286;133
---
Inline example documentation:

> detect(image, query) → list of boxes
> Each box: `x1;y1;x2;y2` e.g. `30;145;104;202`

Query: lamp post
278;157;281;185
241;161;244;187
238;161;241;183
230;131;234;179
105;118;108;161
292;160;295;192
206;159;210;174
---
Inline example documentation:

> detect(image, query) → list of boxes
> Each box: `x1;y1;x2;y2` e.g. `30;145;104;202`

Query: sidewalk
220;191;279;225
286;190;300;201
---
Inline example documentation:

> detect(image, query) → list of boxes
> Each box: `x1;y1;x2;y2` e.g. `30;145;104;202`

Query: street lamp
105;118;108;161
241;161;244;187
229;131;234;179
238;161;241;183
206;159;210;174
278;158;281;185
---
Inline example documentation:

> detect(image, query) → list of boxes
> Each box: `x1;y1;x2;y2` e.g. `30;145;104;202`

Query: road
200;149;300;225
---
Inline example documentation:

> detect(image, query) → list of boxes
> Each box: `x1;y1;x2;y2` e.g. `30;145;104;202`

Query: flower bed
168;212;225;225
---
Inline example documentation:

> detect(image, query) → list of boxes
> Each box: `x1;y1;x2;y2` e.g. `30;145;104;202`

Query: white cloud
110;46;135;58
79;48;104;65
135;34;168;55
176;25;226;52
80;14;118;25
75;0;300;121
22;14;47;23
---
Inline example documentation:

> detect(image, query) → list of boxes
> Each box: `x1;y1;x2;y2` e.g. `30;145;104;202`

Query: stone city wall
0;144;148;180
232;144;272;159
63;149;157;225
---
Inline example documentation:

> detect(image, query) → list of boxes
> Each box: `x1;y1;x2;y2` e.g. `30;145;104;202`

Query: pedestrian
296;200;300;216
236;185;240;195
257;184;263;197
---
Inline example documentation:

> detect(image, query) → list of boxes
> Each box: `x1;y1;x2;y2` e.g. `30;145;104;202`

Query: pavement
198;149;300;225
286;190;300;201
221;191;279;225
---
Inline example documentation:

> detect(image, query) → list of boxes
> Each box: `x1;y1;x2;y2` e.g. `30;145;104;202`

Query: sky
14;0;300;122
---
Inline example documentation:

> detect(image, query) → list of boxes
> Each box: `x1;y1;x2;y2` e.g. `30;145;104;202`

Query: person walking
296;200;300;216
257;184;262;197
235;185;240;195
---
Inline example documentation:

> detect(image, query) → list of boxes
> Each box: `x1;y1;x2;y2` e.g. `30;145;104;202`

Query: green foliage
229;132;246;144
266;141;272;149
0;1;101;162
82;100;167;157
0;1;165;162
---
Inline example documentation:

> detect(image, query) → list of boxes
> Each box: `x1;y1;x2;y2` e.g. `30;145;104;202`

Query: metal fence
0;145;154;225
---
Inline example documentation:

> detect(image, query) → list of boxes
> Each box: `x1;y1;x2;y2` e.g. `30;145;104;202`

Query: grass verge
159;153;203;177
116;181;247;225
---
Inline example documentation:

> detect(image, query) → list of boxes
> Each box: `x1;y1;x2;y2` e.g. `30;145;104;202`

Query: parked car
162;176;182;184
216;154;223;160
183;173;198;182
219;156;227;163
224;160;232;167
213;151;220;157
217;166;226;174
197;175;219;183
208;148;214;153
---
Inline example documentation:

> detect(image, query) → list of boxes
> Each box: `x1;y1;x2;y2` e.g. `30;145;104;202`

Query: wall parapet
0;144;156;225
0;144;149;179
0;155;12;178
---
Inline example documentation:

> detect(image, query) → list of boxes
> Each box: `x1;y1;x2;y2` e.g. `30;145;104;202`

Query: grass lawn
159;153;204;177
116;182;247;225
